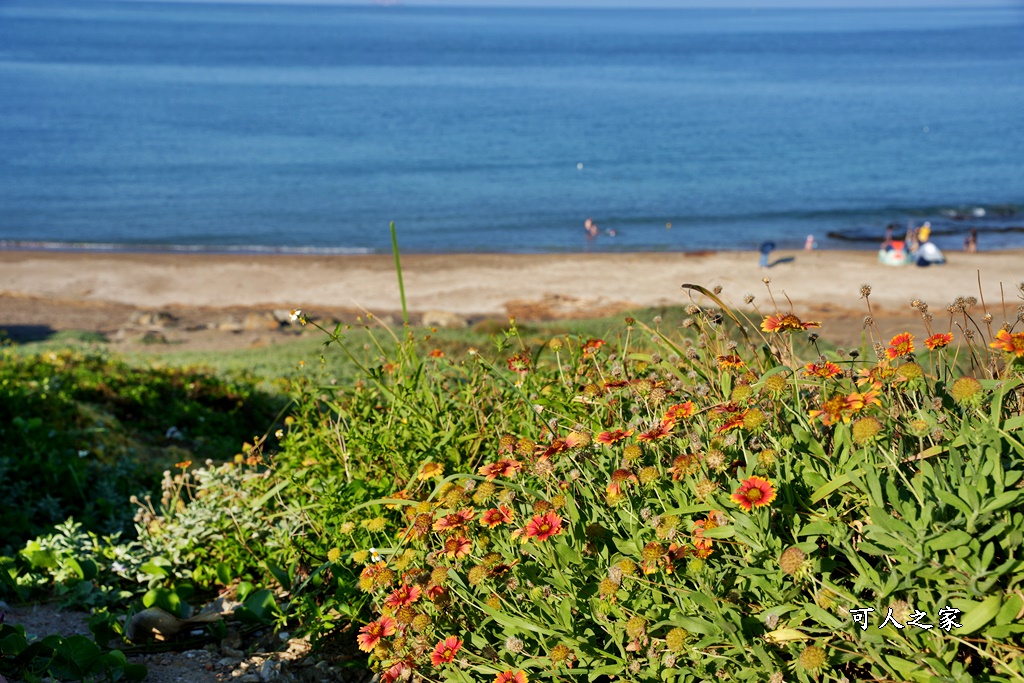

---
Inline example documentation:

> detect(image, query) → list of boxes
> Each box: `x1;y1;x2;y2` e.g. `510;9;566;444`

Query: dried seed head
860;284;872;298
779;546;807;575
743;293;755;304
798;645;827;672
505;636;524;654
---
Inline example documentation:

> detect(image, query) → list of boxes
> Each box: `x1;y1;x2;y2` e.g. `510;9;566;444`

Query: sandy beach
1;249;1021;350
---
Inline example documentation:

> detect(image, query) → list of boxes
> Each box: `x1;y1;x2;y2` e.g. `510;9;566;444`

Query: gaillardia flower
596;429;633;445
990;329;1024;357
731;476;777;511
478;459;523;480
431;635;463;666
886;332;915;359
760;314;821;333
357;616;397;652
383;584;422;609
924;332;953;350
494;671;528;683
524;512;563;542
480;506;514;528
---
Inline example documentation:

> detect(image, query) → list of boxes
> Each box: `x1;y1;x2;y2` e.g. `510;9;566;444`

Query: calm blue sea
1;1;1023;254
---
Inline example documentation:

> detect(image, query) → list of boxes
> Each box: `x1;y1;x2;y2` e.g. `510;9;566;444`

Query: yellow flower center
745;488;763;503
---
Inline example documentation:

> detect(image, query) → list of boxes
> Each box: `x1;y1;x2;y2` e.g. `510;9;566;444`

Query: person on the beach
906;222;925;254
964;229;978;253
881;224;896;251
914;224;945;267
804;234;816;251
584;217;598;238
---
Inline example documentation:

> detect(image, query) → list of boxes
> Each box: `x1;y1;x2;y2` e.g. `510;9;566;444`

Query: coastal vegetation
2;282;1024;682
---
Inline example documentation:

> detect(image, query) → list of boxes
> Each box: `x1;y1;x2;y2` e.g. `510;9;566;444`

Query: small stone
421;310;468;329
218;657;240;668
259;660;281;682
221;646;244;658
243;312;281;331
240;675;260;683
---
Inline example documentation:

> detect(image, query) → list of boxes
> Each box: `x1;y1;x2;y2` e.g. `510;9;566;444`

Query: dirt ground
1;601;369;683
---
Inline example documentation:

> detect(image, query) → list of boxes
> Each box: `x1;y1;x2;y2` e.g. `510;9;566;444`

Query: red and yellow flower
494;671;528;683
716;354;745;369
730;476;777;512
356;616;397;652
480;506;514;528
595;429;633;446
524;512;563;542
761;314;821;333
478;459;522;480
431;636;463;666
443;536;472;559
803;361;843;379
582;338;606;355
924;332;953;350
886;332;915;359
990;329;1024;357
433;509;475;533
606;468;638;496
383;584;422;609
418;462;445;480
637;421;674;442
663;402;695;421
809;395;848;426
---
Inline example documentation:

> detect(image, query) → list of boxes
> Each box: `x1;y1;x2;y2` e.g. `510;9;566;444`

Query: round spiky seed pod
650;387;668;404
468;565;488;586
665;627;688;653
694;478;717;500
758;448;777;467
779;547;806;576
623;444;643;463
473;481;497;504
516;438;536;456
898;362;924;381
627;460;656;484
550;494;567;509
950;377;983;406
550;644;574;665
598;578;619;598
374;568;395;587
396;606;417;625
798;644;827;671
505;636;524;654
764;374;788;393
731;384;752;402
498;434;517;452
743;408;767;431
625;616;647;640
618;559;638;576
326;547;342;563
485;593;502;610
687;558;704;573
430;566;449;586
852;417;884;445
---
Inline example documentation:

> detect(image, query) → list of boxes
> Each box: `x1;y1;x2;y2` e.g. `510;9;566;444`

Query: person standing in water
584;217;598;238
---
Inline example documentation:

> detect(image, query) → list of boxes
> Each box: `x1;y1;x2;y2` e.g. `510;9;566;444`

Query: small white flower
289;308;302;322
77;449;89;458
111;561;127;574
370;547;382;562
275;429;284;438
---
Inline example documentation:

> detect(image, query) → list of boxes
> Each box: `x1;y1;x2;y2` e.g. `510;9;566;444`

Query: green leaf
1;631;27;656
927;530;972;551
956;595;1002;635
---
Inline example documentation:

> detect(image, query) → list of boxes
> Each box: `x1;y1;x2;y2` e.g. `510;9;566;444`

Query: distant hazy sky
114;0;1023;7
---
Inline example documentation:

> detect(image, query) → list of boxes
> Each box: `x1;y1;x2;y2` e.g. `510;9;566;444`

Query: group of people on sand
878;221;975;267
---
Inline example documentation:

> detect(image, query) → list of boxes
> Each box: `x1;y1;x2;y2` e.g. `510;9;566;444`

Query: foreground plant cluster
3;283;1024;682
